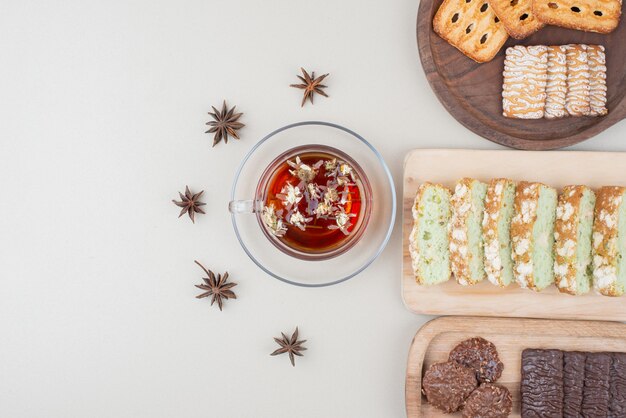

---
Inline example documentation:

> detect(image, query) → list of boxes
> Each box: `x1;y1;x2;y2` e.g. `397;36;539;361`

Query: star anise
172;186;206;223
205;100;244;147
194;260;237;311
290;68;329;107
271;327;307;367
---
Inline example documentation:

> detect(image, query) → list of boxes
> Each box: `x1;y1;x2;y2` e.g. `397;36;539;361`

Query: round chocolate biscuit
462;383;512;418
422;361;478;413
449;337;504;383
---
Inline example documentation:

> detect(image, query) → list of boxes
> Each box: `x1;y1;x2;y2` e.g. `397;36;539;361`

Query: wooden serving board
416;0;626;150
402;149;626;321
405;316;626;417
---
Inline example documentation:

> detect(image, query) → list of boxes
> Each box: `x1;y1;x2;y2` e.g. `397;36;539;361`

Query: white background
1;1;625;417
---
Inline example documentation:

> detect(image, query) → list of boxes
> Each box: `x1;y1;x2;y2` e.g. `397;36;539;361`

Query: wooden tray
402;149;626;321
416;0;626;150
405;316;626;417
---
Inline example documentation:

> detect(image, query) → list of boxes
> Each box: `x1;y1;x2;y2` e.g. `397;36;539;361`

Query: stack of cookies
502;44;608;119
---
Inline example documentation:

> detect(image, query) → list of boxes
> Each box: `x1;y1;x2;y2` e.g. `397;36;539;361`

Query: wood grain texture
405;316;626;417
416;0;626;150
402;149;626;320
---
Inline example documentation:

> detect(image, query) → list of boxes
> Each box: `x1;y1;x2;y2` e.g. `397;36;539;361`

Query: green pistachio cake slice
409;182;452;285
449;178;488;285
482;178;516;287
511;181;558;291
592;186;626;296
554;185;596;295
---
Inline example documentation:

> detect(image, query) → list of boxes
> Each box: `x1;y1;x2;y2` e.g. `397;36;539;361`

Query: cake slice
483;178;516;287
410;183;452;285
592;186;626;296
449;178;488;285
511;181;558;291
554;185;596;295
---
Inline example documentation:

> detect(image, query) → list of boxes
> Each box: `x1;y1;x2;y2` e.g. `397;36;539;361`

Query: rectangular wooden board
402;149;626;321
405;316;626;417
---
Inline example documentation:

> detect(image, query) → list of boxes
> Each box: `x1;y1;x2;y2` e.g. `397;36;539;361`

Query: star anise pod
290;68;329;107
194;260;237;311
205;100;244;147
172;186;206;223
271;327;307;367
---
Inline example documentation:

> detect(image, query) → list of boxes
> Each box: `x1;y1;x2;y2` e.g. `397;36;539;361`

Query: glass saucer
230;121;396;287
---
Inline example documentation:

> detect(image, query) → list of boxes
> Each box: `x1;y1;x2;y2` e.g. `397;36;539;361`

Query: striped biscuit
502;46;548;119
588;45;608;116
592;186;626;296
482;178;516;287
545;46;568;119
565;44;591;117
554;185;595;295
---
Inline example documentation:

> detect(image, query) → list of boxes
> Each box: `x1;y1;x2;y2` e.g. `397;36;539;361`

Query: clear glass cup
229;121;396;287
229;144;373;261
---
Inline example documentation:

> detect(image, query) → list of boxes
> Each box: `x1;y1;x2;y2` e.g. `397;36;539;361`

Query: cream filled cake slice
482;178;516;287
511;181;558;291
449;178;488;286
409;183;452;285
592;186;626;296
554;186;596;295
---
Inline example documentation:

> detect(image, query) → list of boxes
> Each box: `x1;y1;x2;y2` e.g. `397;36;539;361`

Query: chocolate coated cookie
449;337;504;383
462;383;512;418
422;361;478;413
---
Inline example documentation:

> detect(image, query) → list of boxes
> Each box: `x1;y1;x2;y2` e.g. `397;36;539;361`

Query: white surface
1;1;625;417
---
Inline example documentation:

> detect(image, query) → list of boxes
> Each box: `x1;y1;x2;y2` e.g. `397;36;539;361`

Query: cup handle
228;199;263;214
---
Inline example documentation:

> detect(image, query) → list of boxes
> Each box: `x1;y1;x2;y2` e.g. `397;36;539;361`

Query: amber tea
258;147;371;258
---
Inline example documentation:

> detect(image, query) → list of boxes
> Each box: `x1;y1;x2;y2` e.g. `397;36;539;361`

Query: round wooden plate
417;1;626;150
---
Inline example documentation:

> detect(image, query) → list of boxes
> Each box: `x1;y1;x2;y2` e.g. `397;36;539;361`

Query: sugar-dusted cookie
587;45;608;117
532;0;622;33
433;0;509;63
502;46;548;119
488;0;545;38
545;45;568;119
565;44;591;117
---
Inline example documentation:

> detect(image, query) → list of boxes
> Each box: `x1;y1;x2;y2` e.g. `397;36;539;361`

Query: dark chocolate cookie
610;352;626;418
582;352;611;418
462;383;512;418
449;337;504;383
521;349;563;418
563;351;586;418
422;361;478;413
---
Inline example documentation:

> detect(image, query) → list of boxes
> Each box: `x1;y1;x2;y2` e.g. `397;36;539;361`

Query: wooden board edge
405;316;626;417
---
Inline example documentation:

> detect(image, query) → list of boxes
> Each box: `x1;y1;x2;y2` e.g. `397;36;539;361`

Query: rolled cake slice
482;178;516;287
554;186;596;295
449;178;488;285
592;186;626;296
511;181;558;291
409;182;452;285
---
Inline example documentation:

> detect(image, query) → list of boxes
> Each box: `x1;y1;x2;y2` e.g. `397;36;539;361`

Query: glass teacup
229;144;372;261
